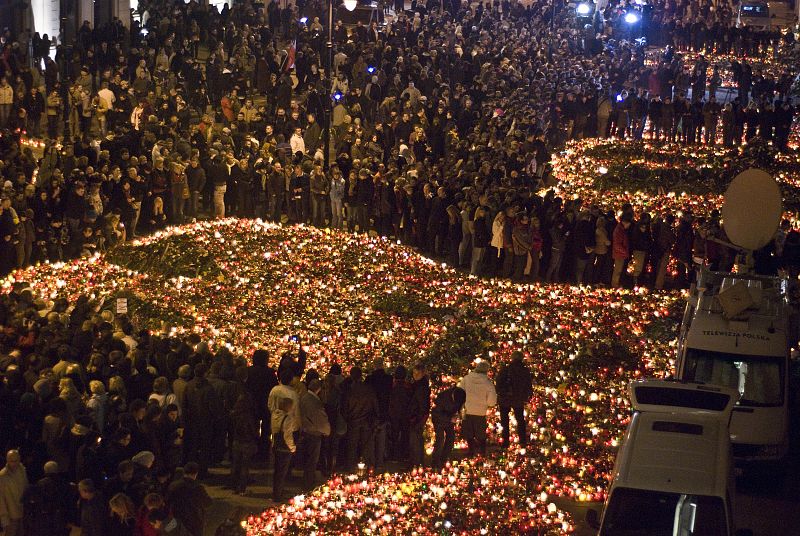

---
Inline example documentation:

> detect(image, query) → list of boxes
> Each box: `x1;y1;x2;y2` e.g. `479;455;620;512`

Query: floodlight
624;11;640;24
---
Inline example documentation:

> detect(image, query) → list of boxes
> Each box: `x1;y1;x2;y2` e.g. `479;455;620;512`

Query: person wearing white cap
458;359;497;456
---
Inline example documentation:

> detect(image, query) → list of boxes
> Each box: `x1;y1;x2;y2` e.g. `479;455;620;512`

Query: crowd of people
0;281;534;535
0;0;796;287
0;0;799;533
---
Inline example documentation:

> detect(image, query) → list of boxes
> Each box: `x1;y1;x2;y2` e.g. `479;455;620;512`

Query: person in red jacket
527;216;544;281
611;215;632;287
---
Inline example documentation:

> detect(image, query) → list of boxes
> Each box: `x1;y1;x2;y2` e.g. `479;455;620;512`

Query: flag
283;40;296;72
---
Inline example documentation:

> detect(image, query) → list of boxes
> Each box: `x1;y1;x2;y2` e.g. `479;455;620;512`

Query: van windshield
740;3;769;17
602;488;727;536
683;348;784;407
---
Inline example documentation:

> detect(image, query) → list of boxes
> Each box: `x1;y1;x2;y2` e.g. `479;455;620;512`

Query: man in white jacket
458;360;497;456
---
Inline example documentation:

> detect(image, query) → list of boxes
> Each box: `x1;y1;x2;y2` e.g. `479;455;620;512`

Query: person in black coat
341;366;378;471
430;386;466;470
78;479;108;536
407;363;430;468
365;365;393;470
573;212;595;284
427;187;449;255
387;366;412;463
229;394;260;495
22;462;74;536
246;349;278;455
495;351;533;449
126;355;156;404
166;462;212;536
289;164;310;223
183;364;224;479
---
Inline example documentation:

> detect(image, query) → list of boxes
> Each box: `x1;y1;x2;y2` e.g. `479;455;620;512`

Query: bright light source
598;166;608;175
576;3;592;16
624;11;640;24
367;66;375;73
300;16;308;23
140;28;149;36
344;0;358;11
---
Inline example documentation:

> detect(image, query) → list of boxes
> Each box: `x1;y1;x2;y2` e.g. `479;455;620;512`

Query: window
602;488;727;536
683;348;784;407
652;421;703;435
741;3;769;16
633;385;730;411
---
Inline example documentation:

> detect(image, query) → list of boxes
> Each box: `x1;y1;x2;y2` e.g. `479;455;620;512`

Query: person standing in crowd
22;461;72;536
320;364;346;475
78;479;108;536
271;396;297;503
229;394;260;496
408;363;431;468
183;363;224;479
387;366;412;464
458;360;497;457
365;364;393;471
612;215;632;287
430;386;466;470
341;366;378;471
0;450;27;536
496;352;533;449
167;462;212;536
247;349;278;456
299;378;330;488
108;492;136;535
471;206;490;276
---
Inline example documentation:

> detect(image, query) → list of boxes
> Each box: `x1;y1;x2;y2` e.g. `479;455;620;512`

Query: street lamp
324;0;358;171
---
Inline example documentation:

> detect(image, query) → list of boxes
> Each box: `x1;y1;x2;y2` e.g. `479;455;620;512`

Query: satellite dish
722;168;781;251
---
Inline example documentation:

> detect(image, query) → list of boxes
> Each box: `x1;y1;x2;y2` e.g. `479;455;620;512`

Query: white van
589;380;753;536
737;1;772;29
675;270;791;462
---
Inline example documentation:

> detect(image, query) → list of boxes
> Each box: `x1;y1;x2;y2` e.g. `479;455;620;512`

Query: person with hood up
430;386;466;470
495;352;533;449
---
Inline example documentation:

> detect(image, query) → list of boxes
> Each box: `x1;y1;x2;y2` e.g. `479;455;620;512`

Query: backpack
273;415;292;453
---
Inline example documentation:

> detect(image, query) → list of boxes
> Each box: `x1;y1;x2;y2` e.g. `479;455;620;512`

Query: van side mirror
585;509;601;530
735;530;754;536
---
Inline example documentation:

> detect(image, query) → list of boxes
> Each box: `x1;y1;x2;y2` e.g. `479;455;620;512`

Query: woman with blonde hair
147;196;167;232
108;492;136;535
59;377;82;420
86;380;109;433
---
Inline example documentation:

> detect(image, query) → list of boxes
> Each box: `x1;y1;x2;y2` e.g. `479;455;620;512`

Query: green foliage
421;311;496;378
107;235;222;279
373;291;453;318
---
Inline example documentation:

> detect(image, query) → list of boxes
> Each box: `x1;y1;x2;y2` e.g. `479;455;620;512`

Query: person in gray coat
299;379;331;488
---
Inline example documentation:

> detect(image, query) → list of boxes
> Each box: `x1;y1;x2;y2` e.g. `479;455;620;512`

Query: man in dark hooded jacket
496;351;533;449
430;386;466;469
